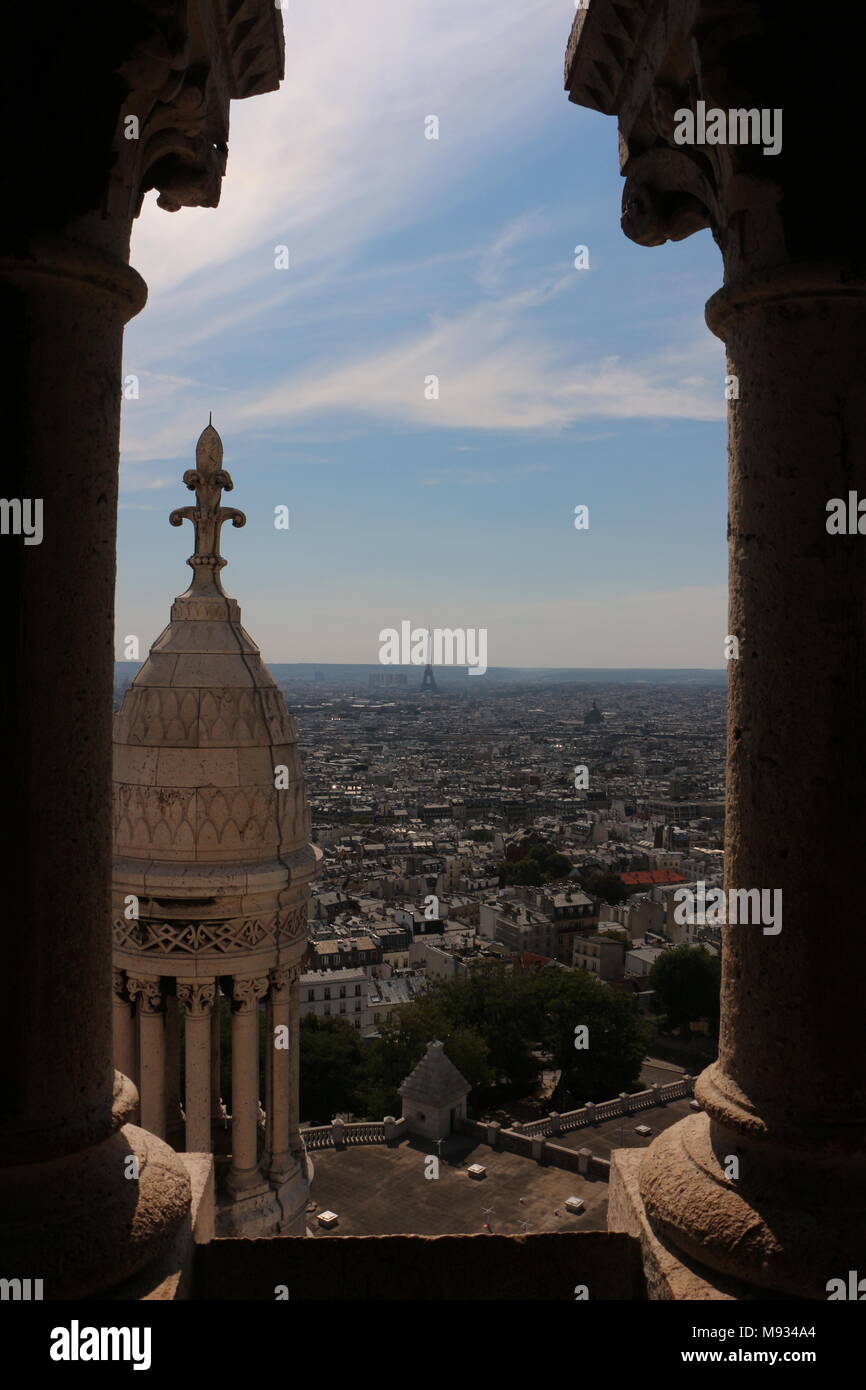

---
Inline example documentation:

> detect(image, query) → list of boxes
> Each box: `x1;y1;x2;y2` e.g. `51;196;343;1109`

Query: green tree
359;1000;492;1118
648;945;721;1039
439;968;539;1091
535;969;651;1107
497;836;571;887
576;867;628;905
299;1016;367;1123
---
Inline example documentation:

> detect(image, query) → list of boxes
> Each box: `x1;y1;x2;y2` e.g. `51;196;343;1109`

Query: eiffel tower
420;628;438;693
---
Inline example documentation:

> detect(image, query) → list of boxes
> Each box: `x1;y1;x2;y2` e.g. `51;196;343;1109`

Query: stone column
267;968;293;1183
639;271;866;1297
128;975;166;1140
164;990;183;1135
0;226;160;1299
0;3;283;1297
289;969;306;1156
178;980;215;1153
262;992;273;1173
565;0;866;1299
211;986;225;1121
112;968;138;1096
227;975;269;1197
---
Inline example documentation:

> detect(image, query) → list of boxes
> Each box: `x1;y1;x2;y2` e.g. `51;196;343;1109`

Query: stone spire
169;421;246;599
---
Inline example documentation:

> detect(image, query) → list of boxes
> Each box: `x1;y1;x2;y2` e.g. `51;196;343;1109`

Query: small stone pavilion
112;422;319;1235
400;1041;471;1141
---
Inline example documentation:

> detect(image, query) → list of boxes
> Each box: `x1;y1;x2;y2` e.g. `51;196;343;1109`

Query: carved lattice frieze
114;902;308;954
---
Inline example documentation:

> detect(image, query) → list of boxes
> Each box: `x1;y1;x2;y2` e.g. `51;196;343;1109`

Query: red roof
618;869;686;886
510;951;553;970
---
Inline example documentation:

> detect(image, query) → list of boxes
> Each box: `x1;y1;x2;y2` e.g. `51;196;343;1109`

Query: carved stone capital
269;964;301;1000
230;974;269;1012
113;2;286;226
177;979;216;1016
565;1;853;283
112;967;130;1004
4;2;284;251
126;974;165;1014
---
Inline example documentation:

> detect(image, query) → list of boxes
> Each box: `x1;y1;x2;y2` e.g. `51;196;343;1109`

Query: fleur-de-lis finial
169;421;246;596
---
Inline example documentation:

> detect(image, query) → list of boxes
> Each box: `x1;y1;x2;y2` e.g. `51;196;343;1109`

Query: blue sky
118;0;728;668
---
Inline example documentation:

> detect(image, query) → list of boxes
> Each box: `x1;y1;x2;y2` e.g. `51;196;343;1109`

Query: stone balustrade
507;1078;694;1139
301;1117;408;1152
296;1080;694;1171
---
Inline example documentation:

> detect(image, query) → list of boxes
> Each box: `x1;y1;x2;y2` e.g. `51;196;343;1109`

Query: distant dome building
583;700;604;725
111;423;319;1236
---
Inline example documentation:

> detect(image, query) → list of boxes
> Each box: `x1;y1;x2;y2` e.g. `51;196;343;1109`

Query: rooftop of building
300;966;370;984
619;869;686;886
306;1134;609;1237
368;974;426;1005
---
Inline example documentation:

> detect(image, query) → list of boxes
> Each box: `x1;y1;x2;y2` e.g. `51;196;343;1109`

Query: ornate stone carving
113;901;308;954
112;967;129;1003
169;423;246;596
114;784;197;853
177;980;216;1016
116;684;297;750
269;967;290;1000
230;975;269;1012
114;781;307;855
268;964;301;999
126;974;165;1013
116;687;200;746
114;2;285;224
565;1;790;277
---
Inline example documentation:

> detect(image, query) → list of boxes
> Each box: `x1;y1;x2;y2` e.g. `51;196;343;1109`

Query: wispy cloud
127;0;567;325
122;286;723;464
117;0;728;667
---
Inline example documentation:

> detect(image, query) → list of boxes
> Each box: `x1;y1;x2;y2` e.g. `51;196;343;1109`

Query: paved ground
308;1133;608;1237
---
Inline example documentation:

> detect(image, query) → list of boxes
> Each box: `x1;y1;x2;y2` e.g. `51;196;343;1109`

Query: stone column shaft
211;987;224;1118
288;974;302;1155
268;969;293;1182
227;976;268;1196
131;977;167;1141
164;991;182;1131
0;1;284;1295
112;969;137;1093
178;981;215;1154
564;0;866;1300
639;279;866;1297
0;245;145;1171
262;994;273;1172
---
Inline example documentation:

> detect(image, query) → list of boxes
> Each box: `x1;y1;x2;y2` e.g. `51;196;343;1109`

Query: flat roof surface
308;1134;609;1237
547;1094;697;1162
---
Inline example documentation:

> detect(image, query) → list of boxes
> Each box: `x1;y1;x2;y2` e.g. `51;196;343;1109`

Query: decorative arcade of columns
113;969;304;1194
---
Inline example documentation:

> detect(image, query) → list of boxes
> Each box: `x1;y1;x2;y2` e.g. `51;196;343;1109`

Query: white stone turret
112;423;319;1235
